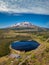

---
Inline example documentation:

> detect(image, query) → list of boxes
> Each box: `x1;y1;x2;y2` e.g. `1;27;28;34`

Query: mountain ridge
7;21;49;32
10;22;33;27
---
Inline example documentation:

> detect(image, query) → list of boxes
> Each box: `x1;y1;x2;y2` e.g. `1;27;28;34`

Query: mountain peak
11;21;33;27
8;21;49;31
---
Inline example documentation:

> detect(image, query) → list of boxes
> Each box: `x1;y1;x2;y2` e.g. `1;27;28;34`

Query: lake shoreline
11;40;40;52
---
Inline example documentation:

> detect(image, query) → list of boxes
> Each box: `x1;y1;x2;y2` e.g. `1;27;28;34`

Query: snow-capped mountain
8;21;49;31
11;22;33;27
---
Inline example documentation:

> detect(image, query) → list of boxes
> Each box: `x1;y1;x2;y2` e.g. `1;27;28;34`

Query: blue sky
0;13;49;28
0;0;49;28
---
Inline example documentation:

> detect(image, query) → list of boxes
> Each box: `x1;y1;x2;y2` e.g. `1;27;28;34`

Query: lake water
11;40;40;51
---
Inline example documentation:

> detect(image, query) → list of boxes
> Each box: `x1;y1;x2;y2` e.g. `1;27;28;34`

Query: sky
0;0;49;28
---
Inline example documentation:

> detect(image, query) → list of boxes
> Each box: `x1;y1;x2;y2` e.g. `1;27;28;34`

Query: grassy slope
0;29;49;65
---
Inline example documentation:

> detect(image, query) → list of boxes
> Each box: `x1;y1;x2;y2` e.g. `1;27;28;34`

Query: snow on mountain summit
11;21;33;27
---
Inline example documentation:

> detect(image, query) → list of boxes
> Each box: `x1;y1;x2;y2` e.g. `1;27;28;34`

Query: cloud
0;0;49;15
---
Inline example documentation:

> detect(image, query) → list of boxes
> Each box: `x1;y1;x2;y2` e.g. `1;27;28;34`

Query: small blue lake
11;40;40;52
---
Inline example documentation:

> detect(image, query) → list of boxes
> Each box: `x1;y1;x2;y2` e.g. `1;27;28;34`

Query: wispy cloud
0;0;49;15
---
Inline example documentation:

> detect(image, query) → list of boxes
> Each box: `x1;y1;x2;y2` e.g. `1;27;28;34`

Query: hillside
0;28;49;65
0;22;49;65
